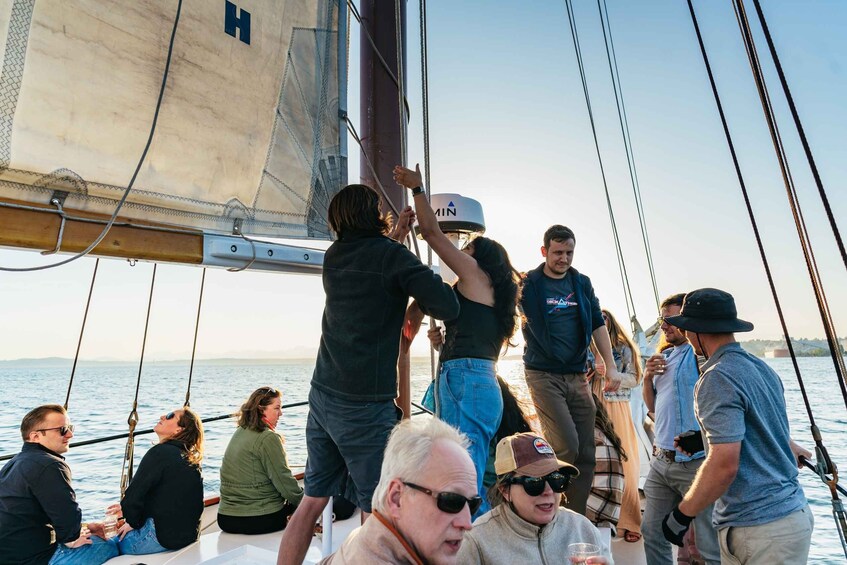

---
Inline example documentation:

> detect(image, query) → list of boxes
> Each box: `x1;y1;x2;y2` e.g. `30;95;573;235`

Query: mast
359;0;407;214
360;0;411;417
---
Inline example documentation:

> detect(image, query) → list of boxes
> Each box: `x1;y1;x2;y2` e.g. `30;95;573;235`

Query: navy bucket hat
663;288;754;334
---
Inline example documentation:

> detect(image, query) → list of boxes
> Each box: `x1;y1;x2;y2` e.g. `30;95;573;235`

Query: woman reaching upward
394;164;521;518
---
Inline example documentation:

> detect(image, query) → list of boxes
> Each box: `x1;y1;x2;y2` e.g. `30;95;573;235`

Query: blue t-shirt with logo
695;343;807;528
540;273;585;371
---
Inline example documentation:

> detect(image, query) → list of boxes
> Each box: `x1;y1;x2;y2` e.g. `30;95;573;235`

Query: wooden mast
359;0;412;418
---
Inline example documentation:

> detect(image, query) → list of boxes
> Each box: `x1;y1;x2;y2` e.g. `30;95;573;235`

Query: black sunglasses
257;387;277;397
506;471;570;497
403;482;482;515
37;424;75;436
165;412;177;420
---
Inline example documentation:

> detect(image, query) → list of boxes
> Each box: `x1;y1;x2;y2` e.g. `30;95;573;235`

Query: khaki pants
718;505;813;565
524;368;595;515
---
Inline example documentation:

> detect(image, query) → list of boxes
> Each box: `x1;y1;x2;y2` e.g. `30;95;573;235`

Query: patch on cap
533;437;554;455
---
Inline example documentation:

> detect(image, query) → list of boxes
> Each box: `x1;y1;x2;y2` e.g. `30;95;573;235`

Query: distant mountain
0;356;316;368
740;338;847;357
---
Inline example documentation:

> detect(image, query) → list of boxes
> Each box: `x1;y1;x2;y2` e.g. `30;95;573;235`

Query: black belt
653;446;677;462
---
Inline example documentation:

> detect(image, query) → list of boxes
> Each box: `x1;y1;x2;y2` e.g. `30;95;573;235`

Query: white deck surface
105;504;362;565
105;502;650;564
105;418;657;563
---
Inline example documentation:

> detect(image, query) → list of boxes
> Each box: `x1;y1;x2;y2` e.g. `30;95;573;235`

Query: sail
0;0;346;241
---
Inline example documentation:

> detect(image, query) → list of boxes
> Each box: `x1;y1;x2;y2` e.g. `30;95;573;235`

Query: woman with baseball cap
457;433;611;564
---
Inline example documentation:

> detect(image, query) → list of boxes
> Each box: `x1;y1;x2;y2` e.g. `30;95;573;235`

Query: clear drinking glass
568;542;600;564
103;506;120;539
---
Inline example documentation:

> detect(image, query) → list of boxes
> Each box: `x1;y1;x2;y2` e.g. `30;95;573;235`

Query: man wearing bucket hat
457;433;611;564
660;288;814;565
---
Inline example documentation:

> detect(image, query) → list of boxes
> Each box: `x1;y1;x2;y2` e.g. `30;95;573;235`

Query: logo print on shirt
547;292;577;314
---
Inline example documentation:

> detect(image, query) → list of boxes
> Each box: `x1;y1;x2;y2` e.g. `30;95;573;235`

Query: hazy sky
1;1;845;361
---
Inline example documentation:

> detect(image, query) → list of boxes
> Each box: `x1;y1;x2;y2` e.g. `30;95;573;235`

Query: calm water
1;357;844;562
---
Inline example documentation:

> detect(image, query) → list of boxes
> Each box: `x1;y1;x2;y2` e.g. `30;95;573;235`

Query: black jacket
312;231;459;401
120;440;204;550
520;264;604;373
0;443;82;565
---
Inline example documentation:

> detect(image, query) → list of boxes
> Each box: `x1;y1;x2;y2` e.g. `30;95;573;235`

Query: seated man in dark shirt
0;404;118;565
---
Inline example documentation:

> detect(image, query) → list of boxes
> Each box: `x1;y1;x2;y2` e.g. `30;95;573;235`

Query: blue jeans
49;536;119;565
436;358;502;519
118;517;168;555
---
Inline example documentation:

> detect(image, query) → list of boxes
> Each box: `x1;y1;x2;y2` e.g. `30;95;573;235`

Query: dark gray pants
524;368;596;515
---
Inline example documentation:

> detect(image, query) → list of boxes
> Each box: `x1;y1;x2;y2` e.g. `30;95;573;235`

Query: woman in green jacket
218;387;304;534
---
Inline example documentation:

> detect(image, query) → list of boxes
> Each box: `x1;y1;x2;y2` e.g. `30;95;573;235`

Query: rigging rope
749;0;847;273
64;258;100;409
731;0;847;411
184;267;206;407
595;0;661;313
686;2;845;556
0;0;183;272
119;263;158;498
418;0;437;382
395;0;408;168
1;400;436;462
562;0;636;324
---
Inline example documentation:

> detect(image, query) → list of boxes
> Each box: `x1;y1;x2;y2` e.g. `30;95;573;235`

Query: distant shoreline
1;349;843;368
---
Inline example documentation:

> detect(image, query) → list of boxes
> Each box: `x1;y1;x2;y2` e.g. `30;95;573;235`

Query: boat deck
106;504;361;564
105;502;651;564
105;413;657;563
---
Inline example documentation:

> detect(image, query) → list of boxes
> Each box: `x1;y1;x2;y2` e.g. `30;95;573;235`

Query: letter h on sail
224;1;251;45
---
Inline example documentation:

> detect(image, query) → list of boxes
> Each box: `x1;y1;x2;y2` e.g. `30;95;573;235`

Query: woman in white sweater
458;433;612;565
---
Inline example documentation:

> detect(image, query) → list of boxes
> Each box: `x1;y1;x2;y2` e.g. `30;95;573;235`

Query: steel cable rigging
595;0;661;314
562;0;637;325
730;0;847;412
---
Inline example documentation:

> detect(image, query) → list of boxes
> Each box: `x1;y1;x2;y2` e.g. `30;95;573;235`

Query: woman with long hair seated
218;387;304;534
394;164;521;518
115;407;204;554
457;433;610;564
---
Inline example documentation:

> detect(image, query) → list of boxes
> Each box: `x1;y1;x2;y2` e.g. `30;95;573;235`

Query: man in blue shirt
521;225;622;515
661;288;813;565
641;293;719;565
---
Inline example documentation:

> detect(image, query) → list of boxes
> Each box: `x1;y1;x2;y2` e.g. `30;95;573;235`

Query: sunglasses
403;482;482;515
37;424;75;436
165;412;177;420
506;471;570;496
257;387;277;397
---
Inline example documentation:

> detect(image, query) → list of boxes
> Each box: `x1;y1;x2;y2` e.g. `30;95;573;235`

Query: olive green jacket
218;427;303;516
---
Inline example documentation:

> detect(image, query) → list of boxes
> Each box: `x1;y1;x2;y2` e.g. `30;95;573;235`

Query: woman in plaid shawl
586;393;627;553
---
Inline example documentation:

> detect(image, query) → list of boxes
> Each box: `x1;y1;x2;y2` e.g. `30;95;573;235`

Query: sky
1;1;845;361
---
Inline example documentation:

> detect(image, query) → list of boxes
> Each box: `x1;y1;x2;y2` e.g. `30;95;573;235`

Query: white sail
0;0;346;240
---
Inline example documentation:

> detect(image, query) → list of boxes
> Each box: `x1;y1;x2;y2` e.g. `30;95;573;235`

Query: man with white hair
319;418;478;564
